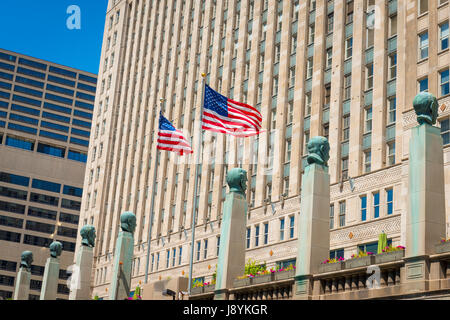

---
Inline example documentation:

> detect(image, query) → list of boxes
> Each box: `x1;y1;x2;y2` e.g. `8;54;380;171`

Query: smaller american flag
202;85;263;137
157;113;193;155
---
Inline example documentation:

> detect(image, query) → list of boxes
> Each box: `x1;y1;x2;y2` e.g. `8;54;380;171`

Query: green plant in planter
351;251;374;259
244;259;266;276
321;257;344;264
192;279;204;288
381;245;405;253
212;265;217;285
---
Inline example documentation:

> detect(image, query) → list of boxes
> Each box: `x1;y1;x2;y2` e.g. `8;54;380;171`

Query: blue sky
0;0;108;74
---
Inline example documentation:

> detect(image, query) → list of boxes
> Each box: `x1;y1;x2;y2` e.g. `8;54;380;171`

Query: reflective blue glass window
78;74;97;84
57;240;75;252
18;58;47;71
387;189;394;215
75;100;94;111
49;66;76;78
61;198;81;211
72;119;91;128
0;81;12;90
0;62;14;72
41;121;69;132
68;150;87;162
29;193;59;207
0;120;5;128
373;192;380;218
63;185;83;197
0;111;6;118
37;143;65;158
9;113;39;125
46;84;74;97
14;85;43;98
0;52;16;63
39;130;68;142
0;71;13;81
329;249;345;260
17;67;45;79
419;78;429;92
11;104;40;116
76;92;95;101
77;83;96;93
45;93;73;106
0;100;7;109
8;123;37;135
12;94;41;107
361;196;367;221
5;136;35;150
47;75;75;87
42;111;70;123
59;212;79;224
73;110;92;119
28;207;57;221
71;128;90;137
0;91;10;99
0;172;30;187
32;179;61;193
43;102;71;114
70;137;89;146
15;76;44;89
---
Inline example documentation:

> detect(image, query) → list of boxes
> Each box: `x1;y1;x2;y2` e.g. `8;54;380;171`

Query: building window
345;37;353;59
419;32;429;60
330;204;334;229
339;201;346;227
216;236;220;256
308;24;315;45
364;150;371;173
365;107;372;133
166;250;170;268
440;22;449;51
341;157;349;181
342;115;350;141
289;215;295;239
440;69;449;96
366;63;374;90
418;77;428;92
346;0;354;24
373;192;380;219
196;241;201;261
418;0;428;15
255;225;260;247
326;48;333;69
305;93;312;116
388;53;397;80
361;196;367;221
203;239;208;259
264;223;269;245
388;97;397;124
389;14;397;37
280;218;285;241
386;189;394;215
441;118;449;145
327;13;334;33
306;58;314;79
387;141;396;165
330;249;344;260
246;227;251;248
344;75;352;100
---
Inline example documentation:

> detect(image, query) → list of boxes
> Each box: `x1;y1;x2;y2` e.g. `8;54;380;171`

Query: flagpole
188;73;207;295
144;98;165;284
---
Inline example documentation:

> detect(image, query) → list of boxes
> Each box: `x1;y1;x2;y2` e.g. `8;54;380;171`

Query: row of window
0;229;75;251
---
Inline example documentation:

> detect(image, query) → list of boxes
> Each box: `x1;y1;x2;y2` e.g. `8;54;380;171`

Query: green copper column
405;92;446;293
214;168;248;300
13;251;33;300
40;241;63;300
109;212;136;300
294;137;331;300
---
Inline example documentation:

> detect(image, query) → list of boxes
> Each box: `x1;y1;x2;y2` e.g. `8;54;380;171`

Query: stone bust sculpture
80;225;96;247
49;241;63;258
413;91;438;125
226;168;248;196
306;136;331;167
120;212;137;234
20;251;33;271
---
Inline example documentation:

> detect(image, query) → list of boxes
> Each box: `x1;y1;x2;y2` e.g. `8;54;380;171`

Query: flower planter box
252;273;274;285
374;250;405;264
436;241;450;254
345;255;374;269
204;284;216;293
318;262;344;273
190;286;204;295
274;269;295;281
233;277;252;288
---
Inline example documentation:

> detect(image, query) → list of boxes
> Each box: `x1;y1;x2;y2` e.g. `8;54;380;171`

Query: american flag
202;84;263;137
157;113;193;155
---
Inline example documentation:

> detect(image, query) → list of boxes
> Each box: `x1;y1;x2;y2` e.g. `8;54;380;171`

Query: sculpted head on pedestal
226;168;248;196
20;251;33;271
306;136;330;167
413;92;438;125
80;225;96;247
49;241;63;258
120;212;137;234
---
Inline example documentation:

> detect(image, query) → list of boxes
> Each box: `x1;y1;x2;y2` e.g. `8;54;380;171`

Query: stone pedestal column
405;123;446;293
294;163;330;299
69;245;94;300
109;231;134;300
214;189;247;300
13;268;31;300
40;257;60;300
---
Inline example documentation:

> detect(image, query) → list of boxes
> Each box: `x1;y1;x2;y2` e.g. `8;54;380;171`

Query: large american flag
157;113;193;155
202;84;263;137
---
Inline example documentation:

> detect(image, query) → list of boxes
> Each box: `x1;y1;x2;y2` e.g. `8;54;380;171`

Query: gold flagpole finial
201;73;206;78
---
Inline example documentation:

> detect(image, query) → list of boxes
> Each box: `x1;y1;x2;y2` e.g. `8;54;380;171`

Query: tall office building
0;48;97;299
82;0;450;299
